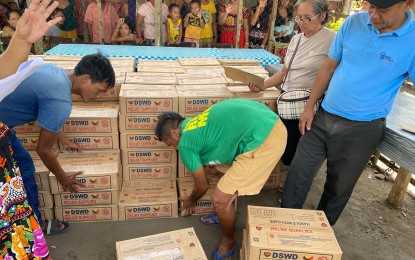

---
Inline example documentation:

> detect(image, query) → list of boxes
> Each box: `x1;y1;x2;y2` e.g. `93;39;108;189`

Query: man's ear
79;74;91;85
171;128;180;138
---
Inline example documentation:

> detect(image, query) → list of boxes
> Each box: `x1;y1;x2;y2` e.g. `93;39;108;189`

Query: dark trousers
10;134;42;225
281;109;386;225
280;118;302;166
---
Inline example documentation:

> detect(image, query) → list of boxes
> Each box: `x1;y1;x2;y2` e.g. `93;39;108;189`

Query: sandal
214;244;238;260
43;219;69;236
199;213;238;229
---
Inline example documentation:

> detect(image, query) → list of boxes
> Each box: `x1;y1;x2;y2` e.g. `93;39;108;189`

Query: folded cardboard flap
224;67;265;89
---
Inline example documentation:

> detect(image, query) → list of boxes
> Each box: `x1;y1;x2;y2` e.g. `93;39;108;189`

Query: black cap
366;0;406;8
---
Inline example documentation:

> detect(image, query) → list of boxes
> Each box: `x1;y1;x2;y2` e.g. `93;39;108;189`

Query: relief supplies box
122;148;177;165
118;179;178;220
132;72;176;78
122;164;177;181
177;176;220;216
245;224;342;260
54;190;119;207
39;207;54;221
226;65;268;74
116;227;207;260
182;66;225;74
119;114;159;131
124;73;176;85
54;204;118;222
120;84;176;91
246;206;332;231
17;133;58;151
137;65;185;74
177;90;233;114
33;159;51;191
38;191;53;208
224;66;266;89
137;59;181;66
120;131;167;149
13;121;41;133
61;133;119;150
178;57;220;66
178;156;218;177
176;76;228;85
71;71;125;101
235;92;281;112
175;84;228;92
63;102;119;133
49;151;121;194
218;58;260;67
119;89;178;114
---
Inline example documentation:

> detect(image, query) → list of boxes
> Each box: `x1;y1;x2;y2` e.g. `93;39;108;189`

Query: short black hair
74;53;115;88
155;112;185;142
190;0;201;7
7;10;20;20
169;3;180;12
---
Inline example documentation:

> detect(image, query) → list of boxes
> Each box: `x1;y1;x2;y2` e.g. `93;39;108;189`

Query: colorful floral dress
0;122;50;260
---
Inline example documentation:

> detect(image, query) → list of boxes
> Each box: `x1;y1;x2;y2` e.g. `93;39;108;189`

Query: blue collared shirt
322;10;415;121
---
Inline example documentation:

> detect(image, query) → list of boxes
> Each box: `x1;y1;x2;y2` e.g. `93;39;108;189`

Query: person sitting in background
57;0;78;38
84;0;118;43
135;0;168;45
46;8;65;37
218;0;249;48
271;0;293;43
111;17;136;44
166;3;182;46
274;17;294;42
7;1;20;12
249;0;335;193
1;10;20;37
248;0;270;49
184;0;205;47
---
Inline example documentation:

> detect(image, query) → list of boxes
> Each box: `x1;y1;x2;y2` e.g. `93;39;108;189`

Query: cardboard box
224;67;266;89
118;179;178;220
54;204;118;222
176;76;228;85
175;84;228;91
63;103;119;133
120;131;167;149
13;121;41;133
119;89;178;114
178;58;220;66
178;156;218;177
182;66;225;74
137;66;185;74
245;224;342;260
227;65;268;74
247;206;332;231
262;173;280;189
34;161;51;191
122;164;177;180
38;191;54;208
121;84;176;91
49;152;121;194
177;90;233;113
39;207;54;221
125;74;177;85
17;133;58;150
116;228;207;260
177;176;220;216
235;92;281;112
129;72;176;78
61;133;119;150
54;190;119;207
121;148;177;165
176;73;223;79
137;59;181;66
119;114;159;131
218;58;260;66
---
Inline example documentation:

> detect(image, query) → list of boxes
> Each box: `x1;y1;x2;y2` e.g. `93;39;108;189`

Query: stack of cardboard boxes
241;205;342;259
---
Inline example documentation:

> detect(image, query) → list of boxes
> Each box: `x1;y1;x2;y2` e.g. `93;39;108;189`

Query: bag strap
278;35;302;91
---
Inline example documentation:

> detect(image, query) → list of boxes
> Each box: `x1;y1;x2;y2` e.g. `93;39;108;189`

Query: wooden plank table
377;92;415;206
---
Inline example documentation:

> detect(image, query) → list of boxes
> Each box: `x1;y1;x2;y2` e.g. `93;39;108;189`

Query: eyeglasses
294;14;321;24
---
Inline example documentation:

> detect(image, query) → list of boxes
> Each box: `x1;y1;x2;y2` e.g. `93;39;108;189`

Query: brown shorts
216;119;287;196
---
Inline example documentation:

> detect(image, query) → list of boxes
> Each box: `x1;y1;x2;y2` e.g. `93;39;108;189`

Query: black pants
282;109;386;225
280;118;302;166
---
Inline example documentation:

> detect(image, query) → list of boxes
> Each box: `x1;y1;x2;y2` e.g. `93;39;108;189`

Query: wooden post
235;0;243;48
387;167;412;206
267;0;278;52
97;0;103;44
154;0;162;46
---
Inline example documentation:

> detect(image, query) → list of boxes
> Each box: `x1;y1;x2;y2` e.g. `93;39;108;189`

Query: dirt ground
45;163;415;260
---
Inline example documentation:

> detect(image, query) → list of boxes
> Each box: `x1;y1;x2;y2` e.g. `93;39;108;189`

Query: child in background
46;8;65;37
166;4;182;46
1;10;20;37
111;17;136;44
274;18;294;42
199;0;217;47
184;0;205;48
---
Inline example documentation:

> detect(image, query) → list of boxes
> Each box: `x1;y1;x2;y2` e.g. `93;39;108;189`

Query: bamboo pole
267;0;278;52
154;0;162;46
235;0;243;48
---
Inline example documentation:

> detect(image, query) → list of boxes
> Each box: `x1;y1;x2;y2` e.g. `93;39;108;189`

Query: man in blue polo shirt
282;0;415;225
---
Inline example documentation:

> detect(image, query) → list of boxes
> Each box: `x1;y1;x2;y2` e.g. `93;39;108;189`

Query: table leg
387;167;412;206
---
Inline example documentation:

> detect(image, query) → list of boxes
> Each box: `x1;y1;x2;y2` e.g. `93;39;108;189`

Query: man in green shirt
155;99;287;259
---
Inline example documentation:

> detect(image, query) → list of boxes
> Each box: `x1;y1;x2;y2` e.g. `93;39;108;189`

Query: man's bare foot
214;240;237;260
